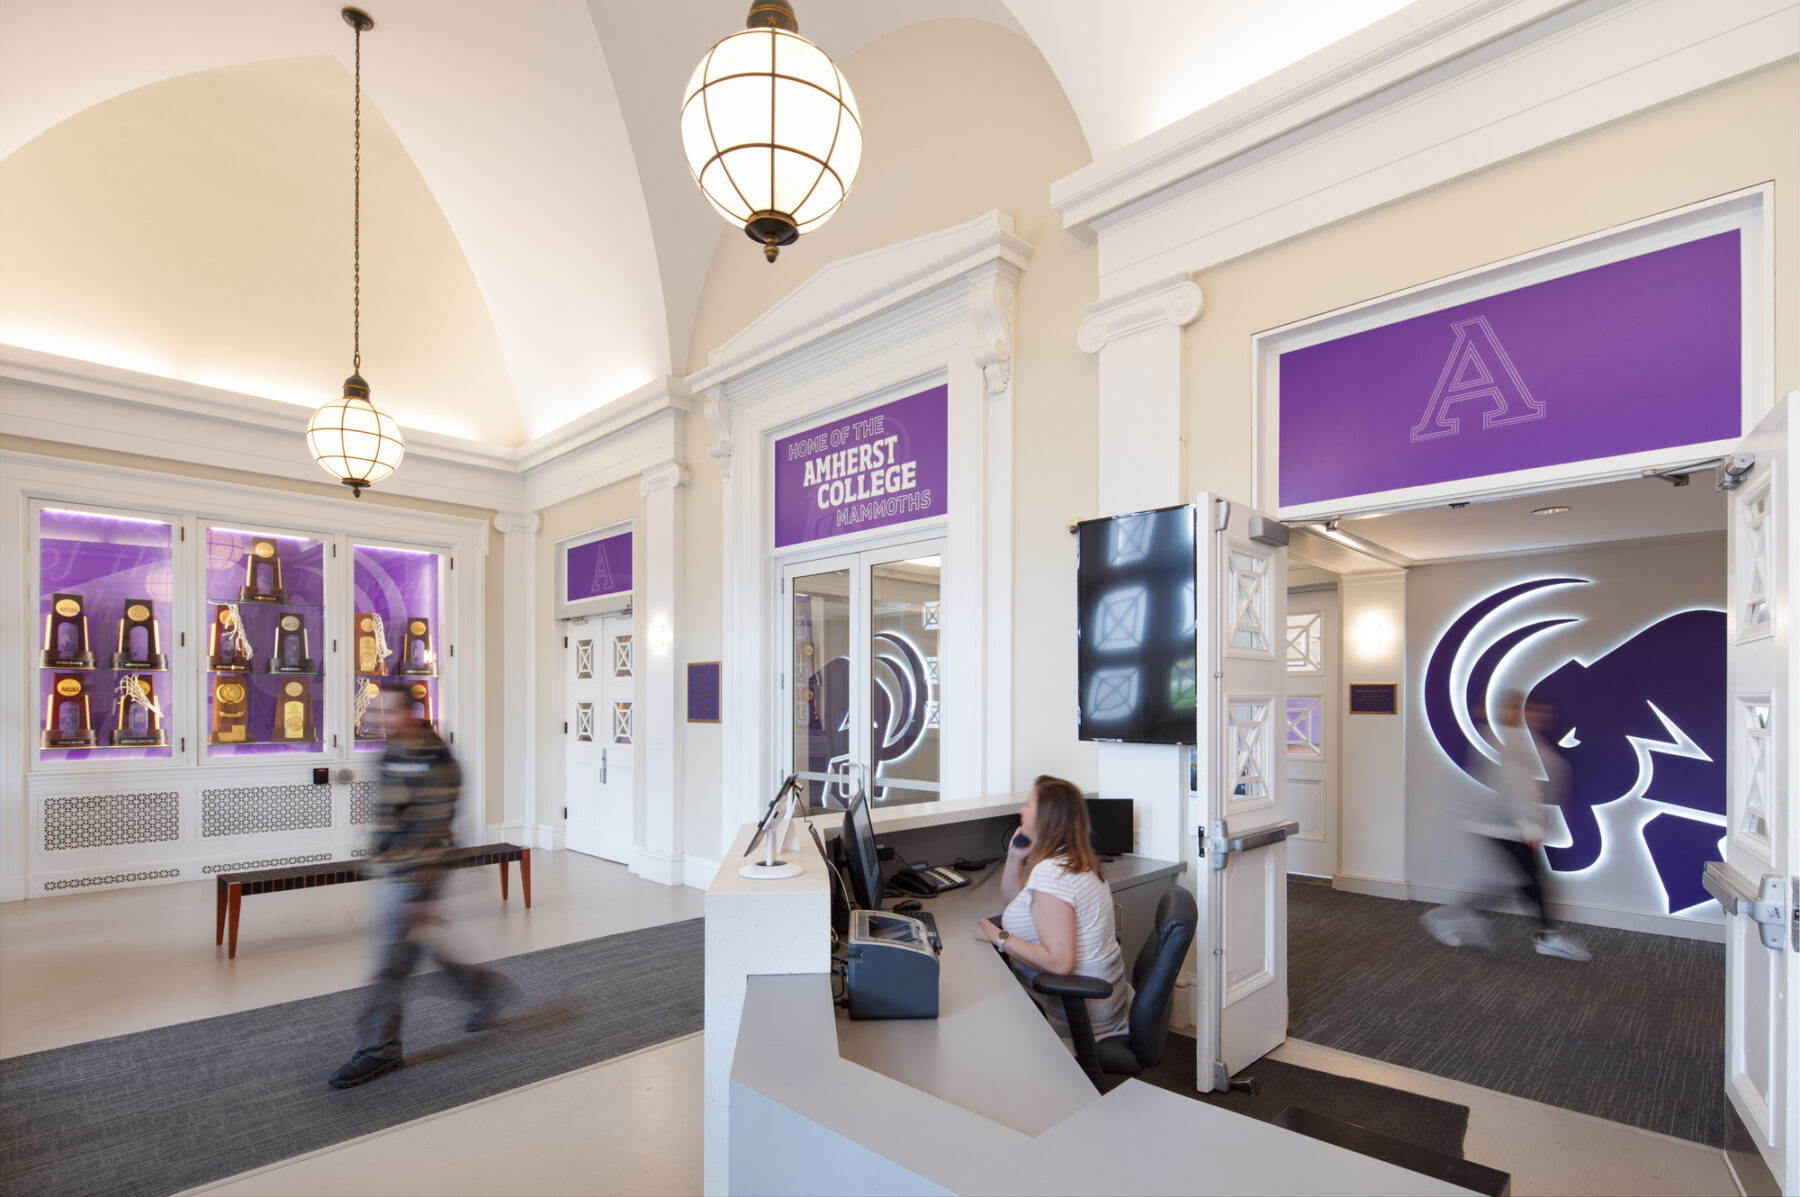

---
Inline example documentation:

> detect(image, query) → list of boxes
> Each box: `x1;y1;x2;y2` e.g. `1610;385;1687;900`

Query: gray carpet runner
1288;879;1724;1145
0;918;703;1197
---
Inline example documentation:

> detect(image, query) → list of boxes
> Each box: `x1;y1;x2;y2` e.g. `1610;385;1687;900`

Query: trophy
397;617;436;676
109;675;168;747
270;678;317;742
40;593;97;669
209;679;249;744
408;680;434;726
110;599;169;671
42;673;98;747
353;678;383;740
354;612;391;676
209;604;252;672
240;537;287;602
268;612;317;674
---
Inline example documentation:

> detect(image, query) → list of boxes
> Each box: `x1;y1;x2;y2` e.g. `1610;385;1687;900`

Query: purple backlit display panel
37;508;176;761
566;532;632;602
204;527;327;757
774;385;948;548
352;544;442;751
1278;232;1743;507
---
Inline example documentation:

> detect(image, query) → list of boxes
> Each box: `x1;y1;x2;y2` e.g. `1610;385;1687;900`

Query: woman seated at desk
974;776;1132;1048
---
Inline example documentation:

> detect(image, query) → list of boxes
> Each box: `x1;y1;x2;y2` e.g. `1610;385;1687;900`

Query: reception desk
706;797;1474;1196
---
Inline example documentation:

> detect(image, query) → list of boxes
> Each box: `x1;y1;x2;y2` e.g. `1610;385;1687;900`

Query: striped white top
1002;856;1132;1045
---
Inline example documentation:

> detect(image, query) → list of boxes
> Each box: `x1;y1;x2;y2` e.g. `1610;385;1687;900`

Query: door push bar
1702;861;1792;951
1205;821;1300;870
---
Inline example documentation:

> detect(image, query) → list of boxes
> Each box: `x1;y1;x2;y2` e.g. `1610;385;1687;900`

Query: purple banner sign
566;532;632;602
1278;231;1742;507
775;385;948;548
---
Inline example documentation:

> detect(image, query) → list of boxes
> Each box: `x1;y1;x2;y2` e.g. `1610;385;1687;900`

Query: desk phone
889;864;971;896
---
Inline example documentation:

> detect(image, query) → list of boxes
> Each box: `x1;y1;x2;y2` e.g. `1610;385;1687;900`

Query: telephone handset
890;864;971;895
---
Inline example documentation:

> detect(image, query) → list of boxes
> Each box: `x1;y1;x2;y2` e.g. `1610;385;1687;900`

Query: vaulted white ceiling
0;0;1418;447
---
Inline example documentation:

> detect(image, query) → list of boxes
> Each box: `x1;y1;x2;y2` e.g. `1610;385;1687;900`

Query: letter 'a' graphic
1410;316;1545;442
590;548;614;593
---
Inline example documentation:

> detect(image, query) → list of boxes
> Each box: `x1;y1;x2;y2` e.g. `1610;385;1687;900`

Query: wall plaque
1348;683;1398;715
687;661;721;723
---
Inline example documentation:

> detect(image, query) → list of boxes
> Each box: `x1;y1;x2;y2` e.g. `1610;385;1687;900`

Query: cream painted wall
0;57;520;445
0;433;509;822
682;19;1102;835
1184;61;1800;507
680;416;725;870
534;477;642;846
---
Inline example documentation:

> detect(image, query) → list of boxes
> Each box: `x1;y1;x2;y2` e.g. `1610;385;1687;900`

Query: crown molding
513;374;693;473
1052;0;1799;294
687;210;1034;396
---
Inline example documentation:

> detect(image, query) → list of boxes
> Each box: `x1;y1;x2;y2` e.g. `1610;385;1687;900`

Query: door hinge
564;806;568;820
332;639;337;653
332;734;339;748
180;737;186;752
332;543;338;557
564;636;569;648
179;633;186;647
446;731;454;744
449;644;455;658
450;557;455;571
179;526;186;541
562;721;568;733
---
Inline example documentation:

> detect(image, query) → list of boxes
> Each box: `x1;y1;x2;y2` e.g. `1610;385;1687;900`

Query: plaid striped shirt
367;733;462;884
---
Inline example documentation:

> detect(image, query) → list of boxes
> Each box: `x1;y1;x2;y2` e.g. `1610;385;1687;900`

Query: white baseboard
484;822;559;852
682;855;721;890
631;845;684;887
1331;873;1410;901
0;875;24;903
1407;882;1725;943
1170;973;1198;1035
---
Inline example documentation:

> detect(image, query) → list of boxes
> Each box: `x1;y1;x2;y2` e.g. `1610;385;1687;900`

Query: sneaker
1452;909;1493;949
1534;930;1591;962
1420;906;1466;947
466;975;512;1032
329;1051;402;1089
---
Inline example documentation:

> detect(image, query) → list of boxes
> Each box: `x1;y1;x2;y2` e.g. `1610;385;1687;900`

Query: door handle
1207;820;1300;870
1702;862;1789;951
601;749;607;784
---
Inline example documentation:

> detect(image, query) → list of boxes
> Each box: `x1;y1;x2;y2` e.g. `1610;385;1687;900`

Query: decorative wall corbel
640;460;691;497
703;389;732;477
970;272;1017;398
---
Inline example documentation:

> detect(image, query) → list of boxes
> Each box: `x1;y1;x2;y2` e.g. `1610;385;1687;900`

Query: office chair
1031;885;1198;1092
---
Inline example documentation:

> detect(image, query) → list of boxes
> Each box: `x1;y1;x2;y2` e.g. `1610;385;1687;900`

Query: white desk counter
708;812;1475;1196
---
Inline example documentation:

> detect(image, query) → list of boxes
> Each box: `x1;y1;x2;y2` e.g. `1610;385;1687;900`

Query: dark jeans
354;878;497;1059
1484;836;1551;931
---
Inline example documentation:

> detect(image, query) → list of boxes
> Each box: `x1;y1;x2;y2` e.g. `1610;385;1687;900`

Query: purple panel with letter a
1278;231;1743;507
566;533;632;602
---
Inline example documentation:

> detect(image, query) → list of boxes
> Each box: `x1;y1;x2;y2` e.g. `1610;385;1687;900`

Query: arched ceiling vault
1;0;1416;448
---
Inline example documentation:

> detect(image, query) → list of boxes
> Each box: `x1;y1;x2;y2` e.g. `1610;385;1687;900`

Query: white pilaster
1337;568;1409;890
492;511;544;847
1079;274;1205;863
637;459;690;885
971;270;1017;794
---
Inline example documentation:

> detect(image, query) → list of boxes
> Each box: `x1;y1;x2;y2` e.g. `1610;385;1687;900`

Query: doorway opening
563;612;635;864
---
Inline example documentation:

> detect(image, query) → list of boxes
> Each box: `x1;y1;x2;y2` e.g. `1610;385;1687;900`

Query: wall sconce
650;620;672;651
1354;613;1394;656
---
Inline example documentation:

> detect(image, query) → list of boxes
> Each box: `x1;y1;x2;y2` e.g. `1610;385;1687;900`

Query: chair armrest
1031;972;1114;1001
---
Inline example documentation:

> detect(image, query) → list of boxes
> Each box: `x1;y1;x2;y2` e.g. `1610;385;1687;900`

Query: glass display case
36;506;177;762
350;543;443;750
202;525;327;757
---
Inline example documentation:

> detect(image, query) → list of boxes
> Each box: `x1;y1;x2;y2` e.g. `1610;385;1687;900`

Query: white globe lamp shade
681;1;861;262
307;374;404;498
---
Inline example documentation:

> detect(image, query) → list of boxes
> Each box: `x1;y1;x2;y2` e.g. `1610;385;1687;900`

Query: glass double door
784;542;942;811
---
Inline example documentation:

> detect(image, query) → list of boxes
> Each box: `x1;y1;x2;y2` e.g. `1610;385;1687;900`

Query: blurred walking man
330;683;505;1089
1422;689;1591;962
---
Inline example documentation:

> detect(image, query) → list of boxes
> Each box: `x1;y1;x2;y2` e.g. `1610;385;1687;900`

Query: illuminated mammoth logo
1424;578;1726;912
806;632;932;804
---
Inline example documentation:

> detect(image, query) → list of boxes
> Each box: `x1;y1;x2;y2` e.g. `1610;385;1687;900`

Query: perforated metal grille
45;868;181;892
350;846;375;858
43;792;180;851
201;785;331;838
350;780;379;825
202;853;335;875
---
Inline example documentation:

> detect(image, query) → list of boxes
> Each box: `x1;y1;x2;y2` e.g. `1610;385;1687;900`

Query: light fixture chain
353;19;362;372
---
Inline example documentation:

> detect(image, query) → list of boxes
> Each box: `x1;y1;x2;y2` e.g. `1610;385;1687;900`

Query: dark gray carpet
1289;879;1724;1145
0;918;704;1197
1139;1033;1470;1159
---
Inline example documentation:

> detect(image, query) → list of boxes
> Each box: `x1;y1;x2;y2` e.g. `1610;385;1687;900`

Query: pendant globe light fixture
307;6;404;498
680;0;862;262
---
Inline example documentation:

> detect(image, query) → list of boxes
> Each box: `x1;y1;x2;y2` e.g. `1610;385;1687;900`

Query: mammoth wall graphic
804;631;933;807
1423;576;1726;913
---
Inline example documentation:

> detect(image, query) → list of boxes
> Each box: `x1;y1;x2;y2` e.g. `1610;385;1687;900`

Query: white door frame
1284;586;1339;879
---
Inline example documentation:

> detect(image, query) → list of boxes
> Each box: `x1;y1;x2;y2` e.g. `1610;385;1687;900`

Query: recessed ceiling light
1531;505;1572;516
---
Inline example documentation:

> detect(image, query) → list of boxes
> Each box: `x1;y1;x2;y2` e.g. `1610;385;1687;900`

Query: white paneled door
1716;393;1795;1194
1193;494;1297;1091
564;614;634;864
1284;590;1338;878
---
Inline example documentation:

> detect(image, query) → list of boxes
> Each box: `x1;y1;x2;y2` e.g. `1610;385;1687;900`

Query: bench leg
521;849;532;909
215;885;227;946
227;883;242;960
499;858;510;902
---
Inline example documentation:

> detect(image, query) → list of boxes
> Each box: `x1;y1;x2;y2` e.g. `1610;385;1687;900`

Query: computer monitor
1086;797;1133;857
842;789;883;910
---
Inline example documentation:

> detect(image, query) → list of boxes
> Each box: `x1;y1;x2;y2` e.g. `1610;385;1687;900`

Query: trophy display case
202;526;326;757
36;508;176;761
351;543;443;748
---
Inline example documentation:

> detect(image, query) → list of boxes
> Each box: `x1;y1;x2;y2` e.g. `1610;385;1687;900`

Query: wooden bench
214;842;530;959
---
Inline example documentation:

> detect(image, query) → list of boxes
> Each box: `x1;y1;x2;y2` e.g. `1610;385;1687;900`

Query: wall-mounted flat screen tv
1076;504;1197;745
